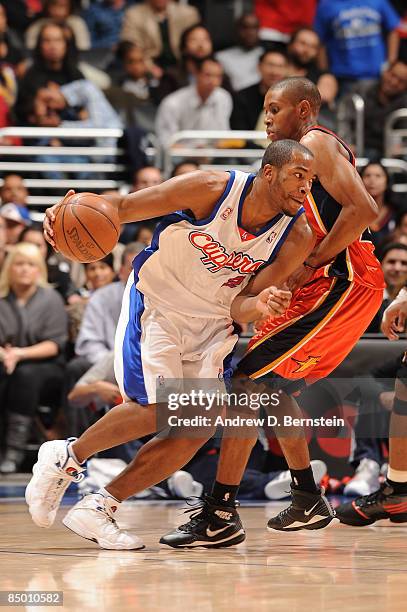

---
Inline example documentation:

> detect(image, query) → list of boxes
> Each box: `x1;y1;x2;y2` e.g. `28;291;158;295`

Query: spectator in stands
18;224;79;304
79;254;117;299
255;0;317;46
0;242;67;473
68;351;120;411
155;56;232;148
104;42;159;131
365;242;407;332
1;1;41;39
83;0;126;50
364;60;407;158
65;243;142;420
34;78;122;130
0;174;31;223
171;160;200;177
133;223;154;245
0;214;6;271
16;21;83;116
131;165;163;191
66;252;117;359
315;0;401;95
216;13;264;92
0;4;27;77
120;0;200;77
156;23;218;101
286;27;338;113
360;162;399;247
0;59;18;135
121;166;163;243
25;0;91;50
0;203;30;246
23;78;122;179
380;242;407;299
231;50;288;130
389;209;407;244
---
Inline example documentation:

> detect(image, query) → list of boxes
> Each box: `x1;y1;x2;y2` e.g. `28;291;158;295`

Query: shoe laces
178;495;238;532
178;496;210;532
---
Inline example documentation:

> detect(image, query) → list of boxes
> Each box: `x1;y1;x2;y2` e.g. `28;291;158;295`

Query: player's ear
298;99;311;119
262;164;274;181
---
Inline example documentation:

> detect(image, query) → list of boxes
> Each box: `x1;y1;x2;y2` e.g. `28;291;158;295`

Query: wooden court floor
1;500;407;612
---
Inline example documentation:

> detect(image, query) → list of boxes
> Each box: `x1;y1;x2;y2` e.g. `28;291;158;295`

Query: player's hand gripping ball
45;191;120;263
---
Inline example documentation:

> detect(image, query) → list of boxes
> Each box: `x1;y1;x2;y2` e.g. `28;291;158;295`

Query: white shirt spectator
216;46;263;91
155;84;232;148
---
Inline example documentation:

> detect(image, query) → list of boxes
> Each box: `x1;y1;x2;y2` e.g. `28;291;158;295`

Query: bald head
261;139;313;170
270;77;321;114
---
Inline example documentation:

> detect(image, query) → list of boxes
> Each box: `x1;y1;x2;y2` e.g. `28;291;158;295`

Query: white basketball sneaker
264;460;327;500
167;470;204;498
62;493;144;550
25;438;86;528
343;458;380;497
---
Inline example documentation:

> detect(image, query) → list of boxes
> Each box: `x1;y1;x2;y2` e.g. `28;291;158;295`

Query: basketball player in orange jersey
160;77;386;547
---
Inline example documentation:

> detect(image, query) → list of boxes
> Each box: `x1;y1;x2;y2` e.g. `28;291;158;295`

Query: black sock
386;478;407;495
290;466;318;493
211;481;239;506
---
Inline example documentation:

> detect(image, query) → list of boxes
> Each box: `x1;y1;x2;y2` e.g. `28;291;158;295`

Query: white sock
387;467;407;483
98;487;121;504
67;442;84;466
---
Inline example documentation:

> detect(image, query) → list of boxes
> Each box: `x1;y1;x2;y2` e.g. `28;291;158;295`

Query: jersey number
222;275;245;288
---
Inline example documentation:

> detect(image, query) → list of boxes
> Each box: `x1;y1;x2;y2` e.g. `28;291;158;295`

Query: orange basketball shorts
238;276;383;387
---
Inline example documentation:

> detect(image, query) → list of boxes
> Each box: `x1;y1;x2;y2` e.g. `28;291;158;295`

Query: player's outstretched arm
43;172;229;247
300;131;378;268
381;288;407;340
231;215;315;323
113;171;229;223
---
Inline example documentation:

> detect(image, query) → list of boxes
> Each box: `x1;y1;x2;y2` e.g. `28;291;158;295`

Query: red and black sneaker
336;483;407;526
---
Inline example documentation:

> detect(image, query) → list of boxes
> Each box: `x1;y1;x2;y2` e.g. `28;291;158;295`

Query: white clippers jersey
134;170;304;319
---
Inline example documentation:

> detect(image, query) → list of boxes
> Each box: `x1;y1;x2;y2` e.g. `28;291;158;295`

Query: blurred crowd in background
0;0;407;501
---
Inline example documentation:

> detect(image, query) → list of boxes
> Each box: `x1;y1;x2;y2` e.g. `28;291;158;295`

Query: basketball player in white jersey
26;140;314;549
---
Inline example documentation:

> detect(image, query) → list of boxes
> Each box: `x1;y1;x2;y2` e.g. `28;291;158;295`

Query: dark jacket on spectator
231;83;264;130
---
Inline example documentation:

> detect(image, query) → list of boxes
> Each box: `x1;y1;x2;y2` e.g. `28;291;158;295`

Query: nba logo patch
267;231;277;243
157;375;165;387
218;369;224;380
221;207;233;220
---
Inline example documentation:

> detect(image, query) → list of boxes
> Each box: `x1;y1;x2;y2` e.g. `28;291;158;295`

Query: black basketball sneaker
336;482;407;526
159;495;246;548
267;486;337;532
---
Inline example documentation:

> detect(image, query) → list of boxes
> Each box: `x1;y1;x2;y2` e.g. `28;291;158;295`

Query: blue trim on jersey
177;170;236;227
122;282;149;405
132;213;185;280
266;206;306;265
237;173;285;237
128;215;188;405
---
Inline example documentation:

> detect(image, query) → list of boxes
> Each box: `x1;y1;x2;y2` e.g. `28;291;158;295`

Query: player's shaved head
261;139;313;169
269;77;321;114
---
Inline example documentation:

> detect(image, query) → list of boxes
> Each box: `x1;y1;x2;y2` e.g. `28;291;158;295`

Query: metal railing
0;127;157;209
336;93;365;157
384;109;407;158
163;130;268;176
1;126;406;216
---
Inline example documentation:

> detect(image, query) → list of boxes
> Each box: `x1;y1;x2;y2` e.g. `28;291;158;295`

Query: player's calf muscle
72;401;158;462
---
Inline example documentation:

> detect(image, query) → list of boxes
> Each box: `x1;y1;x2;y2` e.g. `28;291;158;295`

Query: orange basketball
53;192;120;263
